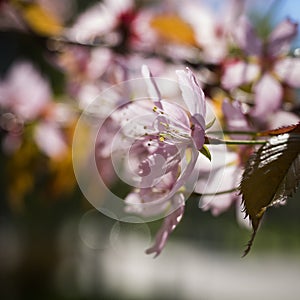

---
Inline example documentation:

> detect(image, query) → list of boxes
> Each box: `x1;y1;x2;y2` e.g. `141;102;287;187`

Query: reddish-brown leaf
240;129;300;256
259;122;300;136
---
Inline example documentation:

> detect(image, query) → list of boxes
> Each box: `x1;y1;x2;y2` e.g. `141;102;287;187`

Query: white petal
268;110;299;129
222;60;260;89
34;123;67;158
67;3;115;42
176;68;206;119
275;58;300;88
141;65;161;101
251;74;282;118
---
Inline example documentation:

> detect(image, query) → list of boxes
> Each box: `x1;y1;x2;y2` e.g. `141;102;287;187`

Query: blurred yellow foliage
7;140;37;212
48;150;76;198
48;123;78;199
6;122;77;211
150;14;197;46
18;2;63;36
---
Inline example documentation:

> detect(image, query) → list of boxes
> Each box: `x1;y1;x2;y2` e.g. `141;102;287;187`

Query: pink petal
251;74;283;119
87;48;112;80
125;191;170;217
222;99;251;139
137;152;173;189
140;167;179;203
139;146;199;211
1;61;51;121
191;115;205;150
221;60;259;89
160;100;190;131
96;117;120;157
161;147;199;203
267;19;298;56
274;57;300;88
222;99;249;130
233;16;262;56
146;194;185;257
176;68;206;124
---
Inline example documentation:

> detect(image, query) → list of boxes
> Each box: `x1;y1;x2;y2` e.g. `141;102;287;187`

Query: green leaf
206;118;216;130
240;127;300;256
199;145;211;161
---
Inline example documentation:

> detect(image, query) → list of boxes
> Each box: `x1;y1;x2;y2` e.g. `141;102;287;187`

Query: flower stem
193;187;239;197
205;137;267;145
208;130;258;136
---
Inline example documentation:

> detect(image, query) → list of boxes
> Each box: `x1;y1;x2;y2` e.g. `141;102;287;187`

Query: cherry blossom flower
124;66;206;206
93;65;207;256
222;16;300;121
118;66;207;256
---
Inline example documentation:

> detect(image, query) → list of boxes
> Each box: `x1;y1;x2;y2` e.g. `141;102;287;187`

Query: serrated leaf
259;122;300;136
199;145;211;161
240;130;300;256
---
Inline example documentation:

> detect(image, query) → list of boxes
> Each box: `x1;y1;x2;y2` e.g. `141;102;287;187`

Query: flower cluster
0;0;299;256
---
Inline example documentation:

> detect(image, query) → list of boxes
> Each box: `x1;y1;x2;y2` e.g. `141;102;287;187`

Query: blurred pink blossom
34;122;67;158
67;1;124;42
0;61;68;157
181;0;245;63
197;150;243;217
196;99;252;228
0;61;50;121
222;17;300;120
67;0;139;50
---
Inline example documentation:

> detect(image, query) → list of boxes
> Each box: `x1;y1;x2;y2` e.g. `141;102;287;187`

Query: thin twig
205;136;266;145
193;187;239;197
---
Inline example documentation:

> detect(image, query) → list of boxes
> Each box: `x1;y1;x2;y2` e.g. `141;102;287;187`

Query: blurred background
1;0;300;299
